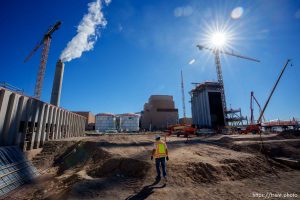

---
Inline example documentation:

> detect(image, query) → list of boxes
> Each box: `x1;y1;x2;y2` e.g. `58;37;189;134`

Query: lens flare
210;32;227;47
231;7;244;19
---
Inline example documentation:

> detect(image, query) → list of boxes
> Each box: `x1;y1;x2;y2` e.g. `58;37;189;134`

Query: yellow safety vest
154;141;167;158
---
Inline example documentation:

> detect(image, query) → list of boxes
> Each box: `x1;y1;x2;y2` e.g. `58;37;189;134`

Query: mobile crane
241;59;292;134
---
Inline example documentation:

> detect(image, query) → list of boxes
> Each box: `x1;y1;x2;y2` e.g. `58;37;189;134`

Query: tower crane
181;70;186;124
196;45;260;124
24;21;61;99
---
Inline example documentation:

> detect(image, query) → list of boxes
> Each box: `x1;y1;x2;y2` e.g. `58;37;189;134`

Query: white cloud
295;9;300;19
174;6;193;17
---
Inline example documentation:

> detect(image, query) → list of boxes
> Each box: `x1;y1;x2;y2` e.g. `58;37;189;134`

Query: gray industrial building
0;87;86;151
190;82;225;128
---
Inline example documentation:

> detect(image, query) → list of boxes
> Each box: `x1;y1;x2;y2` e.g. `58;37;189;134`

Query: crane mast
181;70;186;124
214;49;227;112
197;44;260;125
24;21;61;99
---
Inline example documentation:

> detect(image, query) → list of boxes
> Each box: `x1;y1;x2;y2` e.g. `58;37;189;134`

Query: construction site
1;0;300;199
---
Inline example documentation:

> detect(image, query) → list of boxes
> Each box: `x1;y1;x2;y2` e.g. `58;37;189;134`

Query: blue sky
0;0;299;121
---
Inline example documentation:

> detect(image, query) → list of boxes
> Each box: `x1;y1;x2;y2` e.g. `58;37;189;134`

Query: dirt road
6;133;300;200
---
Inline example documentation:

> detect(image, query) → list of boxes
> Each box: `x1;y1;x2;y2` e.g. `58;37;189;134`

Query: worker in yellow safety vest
151;135;169;181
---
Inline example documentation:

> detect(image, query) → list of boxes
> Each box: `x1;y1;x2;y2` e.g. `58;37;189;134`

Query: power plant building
141;95;178;130
190;82;225;128
95;113;116;132
0;87;86;151
119;113;140;132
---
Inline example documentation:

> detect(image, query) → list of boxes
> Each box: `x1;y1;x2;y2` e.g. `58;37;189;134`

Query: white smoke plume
60;0;110;62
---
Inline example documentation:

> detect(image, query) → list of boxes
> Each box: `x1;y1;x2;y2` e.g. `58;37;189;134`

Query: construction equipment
257;59;291;123
166;70;197;138
250;91;265;124
167;124;196;138
24;21;61;99
196;45;260;124
241;59;292;134
240;91;265;134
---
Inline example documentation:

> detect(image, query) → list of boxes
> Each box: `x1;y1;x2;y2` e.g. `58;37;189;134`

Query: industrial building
141;95;178;130
119;113;140;132
95;113;117;132
190;82;225;128
0;87;86;151
73;111;95;130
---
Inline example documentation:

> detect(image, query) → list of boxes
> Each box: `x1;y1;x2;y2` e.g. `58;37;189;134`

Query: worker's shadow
125;179;166;200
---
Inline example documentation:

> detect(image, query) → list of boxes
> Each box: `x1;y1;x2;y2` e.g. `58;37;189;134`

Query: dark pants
155;157;167;178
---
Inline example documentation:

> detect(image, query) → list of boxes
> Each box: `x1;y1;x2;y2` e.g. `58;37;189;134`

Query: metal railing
0;82;24;94
0;146;39;198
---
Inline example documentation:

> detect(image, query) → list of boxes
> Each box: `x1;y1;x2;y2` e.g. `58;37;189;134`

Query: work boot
155;176;161;181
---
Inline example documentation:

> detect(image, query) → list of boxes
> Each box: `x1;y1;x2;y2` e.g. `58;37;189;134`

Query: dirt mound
55;141;110;174
186;156;286;184
278;130;300;139
32;141;77;169
186;162;219;183
88;157;151;179
217;136;234;144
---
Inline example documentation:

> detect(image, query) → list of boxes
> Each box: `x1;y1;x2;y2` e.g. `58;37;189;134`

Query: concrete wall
73;111;95;130
0;87;86;151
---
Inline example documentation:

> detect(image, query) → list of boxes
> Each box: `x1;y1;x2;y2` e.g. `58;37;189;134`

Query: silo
95;113;117;132
119;113;140;132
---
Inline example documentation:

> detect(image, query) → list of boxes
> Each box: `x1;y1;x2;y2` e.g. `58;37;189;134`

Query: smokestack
50;60;64;106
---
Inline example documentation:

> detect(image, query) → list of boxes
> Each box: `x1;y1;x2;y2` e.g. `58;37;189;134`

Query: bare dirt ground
5;131;300;200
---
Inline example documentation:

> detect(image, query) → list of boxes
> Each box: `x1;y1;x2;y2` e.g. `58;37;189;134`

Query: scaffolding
226;108;248;127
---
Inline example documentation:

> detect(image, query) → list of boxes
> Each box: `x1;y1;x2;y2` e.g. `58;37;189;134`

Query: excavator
241;59;292;134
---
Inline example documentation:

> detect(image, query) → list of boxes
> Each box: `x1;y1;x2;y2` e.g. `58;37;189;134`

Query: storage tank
119;113;140;132
95;113;117;132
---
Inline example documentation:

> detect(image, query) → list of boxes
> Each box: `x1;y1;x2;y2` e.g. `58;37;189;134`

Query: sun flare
210;32;227;47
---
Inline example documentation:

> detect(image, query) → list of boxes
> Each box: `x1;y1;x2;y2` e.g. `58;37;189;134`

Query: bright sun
210;32;227;47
